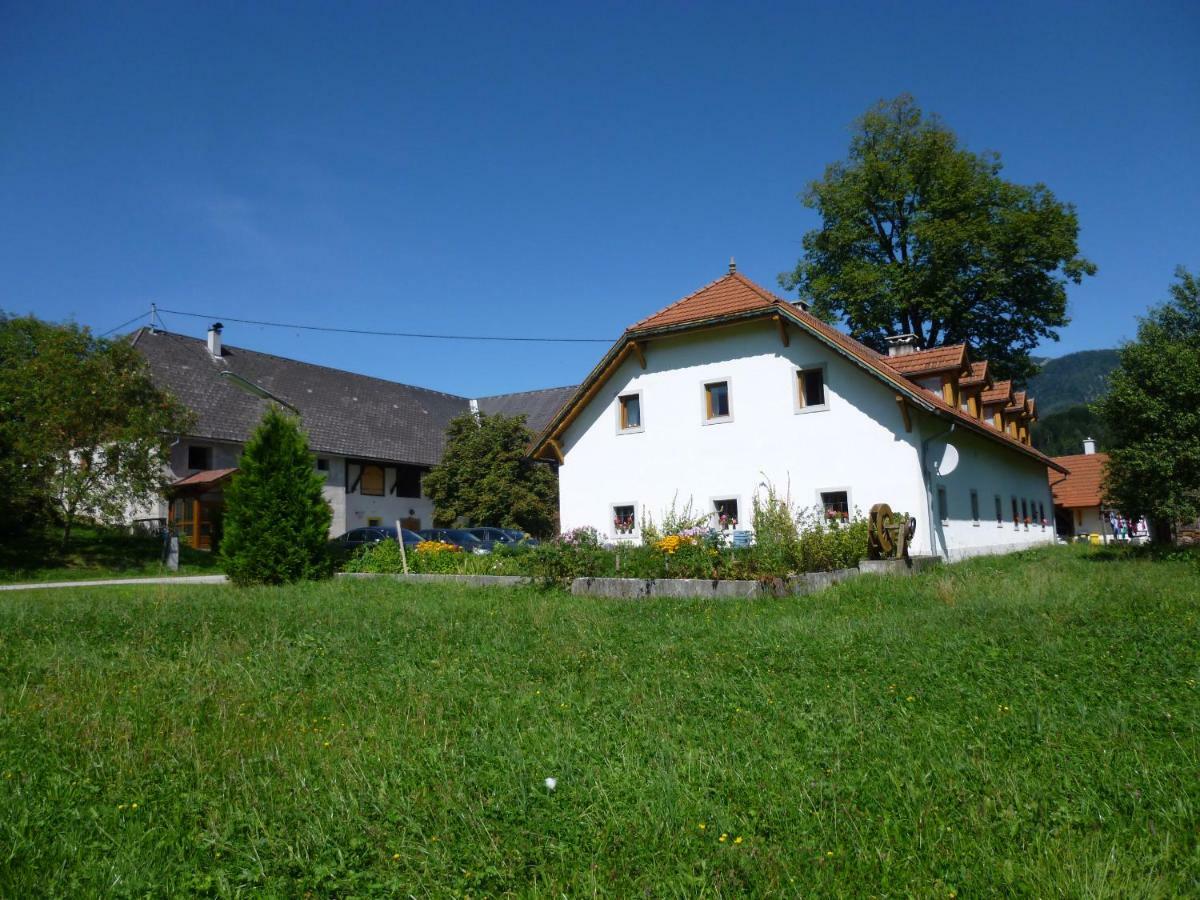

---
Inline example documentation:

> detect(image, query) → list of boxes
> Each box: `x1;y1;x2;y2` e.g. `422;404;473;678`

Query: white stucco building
532;267;1064;560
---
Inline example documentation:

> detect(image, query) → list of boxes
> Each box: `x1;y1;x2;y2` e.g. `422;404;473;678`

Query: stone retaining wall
340;555;940;598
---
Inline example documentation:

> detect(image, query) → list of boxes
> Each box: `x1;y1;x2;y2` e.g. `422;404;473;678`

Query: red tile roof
1049;453;1108;508
885;344;968;375
631;272;787;330
171;467;237;488
981;380;1013;405
961;360;989;386
1006;390;1028;413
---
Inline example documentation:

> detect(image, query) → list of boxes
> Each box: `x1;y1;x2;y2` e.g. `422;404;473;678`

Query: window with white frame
703;380;731;422
612;504;636;535
795;365;827;412
713;498;739;530
820;490;850;523
617;393;643;432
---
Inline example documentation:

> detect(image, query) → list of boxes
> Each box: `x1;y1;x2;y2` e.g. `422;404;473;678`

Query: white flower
544;777;557;790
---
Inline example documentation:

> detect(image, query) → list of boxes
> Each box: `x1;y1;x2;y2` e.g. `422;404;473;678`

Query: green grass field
1;546;1196;896
0;526;220;584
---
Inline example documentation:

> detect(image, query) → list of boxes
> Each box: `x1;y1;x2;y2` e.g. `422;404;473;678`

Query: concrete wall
557;321;1056;560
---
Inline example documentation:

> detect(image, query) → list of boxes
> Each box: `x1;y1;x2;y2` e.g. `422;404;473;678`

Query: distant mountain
1024;349;1119;416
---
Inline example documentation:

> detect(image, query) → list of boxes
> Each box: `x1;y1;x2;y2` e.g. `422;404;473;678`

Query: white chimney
1083;437;1096;455
207;322;223;359
885;334;920;357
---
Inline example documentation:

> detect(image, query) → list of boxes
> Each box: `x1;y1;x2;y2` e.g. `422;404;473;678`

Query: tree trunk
60;514;74;551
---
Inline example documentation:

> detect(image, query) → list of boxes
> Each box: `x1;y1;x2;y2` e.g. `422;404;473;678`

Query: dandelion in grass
734;836;743;845
719;833;727;842
697;823;706;831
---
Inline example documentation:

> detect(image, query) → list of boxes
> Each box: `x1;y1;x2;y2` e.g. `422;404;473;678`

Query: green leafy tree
1095;267;1200;541
781;95;1096;380
219;406;333;585
423;412;558;537
0;313;193;546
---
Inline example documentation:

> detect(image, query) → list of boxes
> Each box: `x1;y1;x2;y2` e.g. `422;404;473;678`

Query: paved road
0;574;228;591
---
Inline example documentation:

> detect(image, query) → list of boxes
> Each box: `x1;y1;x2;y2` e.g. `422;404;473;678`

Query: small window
316;458;330;472
367;517;382;527
1039;501;1046;528
820;490;849;522
937;486;949;524
796;367;826;410
187;445;212;470
618;393;642;431
994;494;1003;525
613;504;636;535
704;381;731;421
1011;496;1019;525
714;498;739;529
970;490;980;524
1021;498;1029;524
360;464;385;496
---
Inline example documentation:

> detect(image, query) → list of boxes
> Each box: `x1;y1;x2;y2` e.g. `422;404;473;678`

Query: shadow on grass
0;525;220;581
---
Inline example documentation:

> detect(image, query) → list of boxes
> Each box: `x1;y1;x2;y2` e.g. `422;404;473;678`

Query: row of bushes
345;489;870;583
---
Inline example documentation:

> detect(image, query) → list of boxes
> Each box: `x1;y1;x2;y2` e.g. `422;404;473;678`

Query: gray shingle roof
477;386;576;436
132;328;575;466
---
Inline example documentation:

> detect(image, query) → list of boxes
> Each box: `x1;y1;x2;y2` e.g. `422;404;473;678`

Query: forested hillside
1027;349;1119;456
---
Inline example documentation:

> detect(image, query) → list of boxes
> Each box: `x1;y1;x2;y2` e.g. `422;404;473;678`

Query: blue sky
2;1;1196;397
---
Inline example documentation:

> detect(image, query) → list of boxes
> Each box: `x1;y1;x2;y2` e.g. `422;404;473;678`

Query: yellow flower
392;853;400;860
698;823;706;830
734;836;743;845
826;851;834;857
719;833;728;842
131;803;138;810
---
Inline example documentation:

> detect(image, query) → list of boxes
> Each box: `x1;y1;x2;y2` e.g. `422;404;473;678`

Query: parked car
466;527;539;550
418;528;488;553
330;526;421;558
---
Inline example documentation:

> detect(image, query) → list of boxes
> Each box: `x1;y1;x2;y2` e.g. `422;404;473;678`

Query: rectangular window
1039;501;1046;528
618;393;642;431
714;498;740;529
937;486;949;524
394;465;422;498
187;445;212;470
1012;496;1019;525
360;464;385;496
704;381;731;421
994;494;1003;525
366;516;382;527
970;490;980;524
613;504;636;535
796;367;826;410
821;490;849;522
316;458;330;472
1021;498;1029;525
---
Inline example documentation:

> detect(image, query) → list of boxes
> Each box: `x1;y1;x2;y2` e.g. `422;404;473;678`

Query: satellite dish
937;442;960;476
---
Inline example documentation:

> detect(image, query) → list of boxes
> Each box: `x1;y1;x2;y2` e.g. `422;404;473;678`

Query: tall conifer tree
220;406;332;585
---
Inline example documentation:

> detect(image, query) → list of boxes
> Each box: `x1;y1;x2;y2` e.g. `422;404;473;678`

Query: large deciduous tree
781;95;1096;380
423;412;558;537
1095;267;1200;541
0;314;193;546
219;406;333;585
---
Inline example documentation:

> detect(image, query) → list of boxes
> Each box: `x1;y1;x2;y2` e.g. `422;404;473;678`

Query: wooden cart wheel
869;503;895;558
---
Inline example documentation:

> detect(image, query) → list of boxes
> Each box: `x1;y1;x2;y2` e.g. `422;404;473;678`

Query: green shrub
220;407;333;586
528;527;612;585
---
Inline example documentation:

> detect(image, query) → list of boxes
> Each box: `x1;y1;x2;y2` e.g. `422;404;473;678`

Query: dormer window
617;392;643;433
703;380;731;423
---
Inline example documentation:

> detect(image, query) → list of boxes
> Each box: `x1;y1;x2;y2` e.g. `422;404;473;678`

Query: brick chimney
207;322;223;359
885;334;920;357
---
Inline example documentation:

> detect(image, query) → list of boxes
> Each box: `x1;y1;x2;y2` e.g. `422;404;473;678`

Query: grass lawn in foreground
0;525;220;584
0;545;1197;895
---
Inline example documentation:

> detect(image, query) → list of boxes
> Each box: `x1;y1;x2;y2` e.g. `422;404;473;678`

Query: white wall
557;321;1057;560
341;460;433;533
558;322;931;547
919;419;1057;560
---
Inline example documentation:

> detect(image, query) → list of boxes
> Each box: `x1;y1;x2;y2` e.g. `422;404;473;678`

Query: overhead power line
98;311;151;338
156;307;615;344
